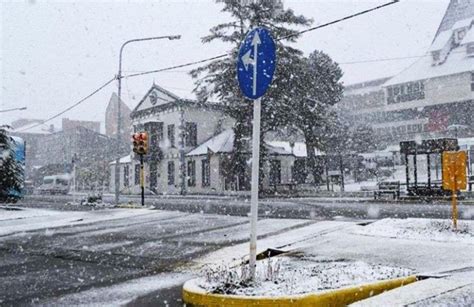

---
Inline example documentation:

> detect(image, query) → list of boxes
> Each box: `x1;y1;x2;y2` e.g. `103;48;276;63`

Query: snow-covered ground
196;257;413;296
353;218;472;243
196;217;473;303
0;206;158;237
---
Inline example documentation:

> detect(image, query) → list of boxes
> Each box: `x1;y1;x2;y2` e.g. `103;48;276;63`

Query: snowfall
1;206;472;305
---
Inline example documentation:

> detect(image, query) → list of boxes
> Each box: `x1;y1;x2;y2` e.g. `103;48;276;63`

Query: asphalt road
18;194;474;220
1;195;472;305
0;204;312;306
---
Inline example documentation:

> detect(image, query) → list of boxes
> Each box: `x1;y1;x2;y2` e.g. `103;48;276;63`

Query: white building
109;83;321;195
338;0;474;147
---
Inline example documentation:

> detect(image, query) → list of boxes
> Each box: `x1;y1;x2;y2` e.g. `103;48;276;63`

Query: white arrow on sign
240;31;261;96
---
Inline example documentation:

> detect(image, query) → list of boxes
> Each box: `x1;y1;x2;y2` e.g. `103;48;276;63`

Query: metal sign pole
249;97;261;279
237;27;276;281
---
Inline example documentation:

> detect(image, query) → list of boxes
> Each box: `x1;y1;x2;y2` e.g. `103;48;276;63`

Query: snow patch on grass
197;256;414;297
353;218;473;243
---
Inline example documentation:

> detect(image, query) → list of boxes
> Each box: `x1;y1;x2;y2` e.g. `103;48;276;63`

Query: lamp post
0;106;27;113
114;35;181;205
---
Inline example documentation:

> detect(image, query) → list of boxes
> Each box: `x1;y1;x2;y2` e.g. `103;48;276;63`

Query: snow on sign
237;27;276;99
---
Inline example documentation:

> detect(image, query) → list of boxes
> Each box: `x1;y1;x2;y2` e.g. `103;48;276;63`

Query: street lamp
0;106;27;113
114;35;181;205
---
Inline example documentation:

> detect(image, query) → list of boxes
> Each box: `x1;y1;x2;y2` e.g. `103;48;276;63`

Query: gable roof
131;83;181;114
130;83;226;119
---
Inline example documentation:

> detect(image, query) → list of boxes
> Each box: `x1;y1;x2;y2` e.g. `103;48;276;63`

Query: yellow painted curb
182;275;417;306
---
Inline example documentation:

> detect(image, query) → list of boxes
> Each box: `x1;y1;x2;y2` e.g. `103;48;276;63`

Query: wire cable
16;0;401;133
16;77;116;132
123;0;400;79
123;54;228;79
277;0;399;41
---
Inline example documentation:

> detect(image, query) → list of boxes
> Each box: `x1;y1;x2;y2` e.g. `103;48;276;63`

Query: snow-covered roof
383;43;474;86
186;130;324;158
452;17;473;30
267;141;322;157
186;129;234;156
429;30;452;51
381;144;400;153
461;27;474;45
109;154;132;165
360;151;393;158
458;137;474;147
12;122;52;135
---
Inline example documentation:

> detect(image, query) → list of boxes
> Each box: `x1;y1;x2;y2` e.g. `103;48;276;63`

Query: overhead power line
277;0;399;41
16;77;116;133
123;54;228;79
123;0;400;79
17;0;400;132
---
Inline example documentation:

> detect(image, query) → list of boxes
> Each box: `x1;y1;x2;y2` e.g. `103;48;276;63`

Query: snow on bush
198;256;414;296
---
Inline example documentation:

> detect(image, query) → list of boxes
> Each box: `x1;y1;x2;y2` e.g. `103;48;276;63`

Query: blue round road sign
237;28;276;100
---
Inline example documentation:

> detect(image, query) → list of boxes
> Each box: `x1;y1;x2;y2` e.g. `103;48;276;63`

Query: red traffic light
132;132;148;155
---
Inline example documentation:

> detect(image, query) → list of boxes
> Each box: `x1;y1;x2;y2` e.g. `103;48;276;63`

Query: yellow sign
442;151;467;191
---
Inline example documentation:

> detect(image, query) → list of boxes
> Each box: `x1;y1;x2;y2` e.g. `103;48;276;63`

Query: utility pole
114;35;181;205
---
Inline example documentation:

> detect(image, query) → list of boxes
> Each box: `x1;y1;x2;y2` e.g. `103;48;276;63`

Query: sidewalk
193;218;474;305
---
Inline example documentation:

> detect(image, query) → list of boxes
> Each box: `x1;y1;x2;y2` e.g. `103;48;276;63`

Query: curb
115;204;146;209
182;275;417;306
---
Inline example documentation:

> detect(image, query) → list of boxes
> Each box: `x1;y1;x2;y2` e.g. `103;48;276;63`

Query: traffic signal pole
140;154;145;207
115;35;181;206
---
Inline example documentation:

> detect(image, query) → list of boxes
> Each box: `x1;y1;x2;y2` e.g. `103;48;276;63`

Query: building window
185;122;197;147
144;122;163;155
269;160;281;185
134;164;140;185
167;161;175;185
471;72;474;91
123;165;129;187
187;160;196;187
387;81;425;104
201;159;210;187
168;124;175;147
467;43;474;57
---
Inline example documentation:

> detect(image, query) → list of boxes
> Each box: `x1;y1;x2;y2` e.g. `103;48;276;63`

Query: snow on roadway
0;207;159;237
0;206;65;221
35;272;192;306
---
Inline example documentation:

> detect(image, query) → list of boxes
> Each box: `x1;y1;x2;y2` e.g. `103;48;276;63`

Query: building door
269;160;281;186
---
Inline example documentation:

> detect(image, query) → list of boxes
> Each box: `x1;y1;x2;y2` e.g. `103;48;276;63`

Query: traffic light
140;132;148;154
132;132;148;155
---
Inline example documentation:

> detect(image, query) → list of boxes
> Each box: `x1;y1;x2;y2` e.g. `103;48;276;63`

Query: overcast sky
1;0;449;131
